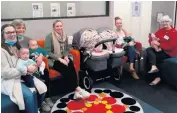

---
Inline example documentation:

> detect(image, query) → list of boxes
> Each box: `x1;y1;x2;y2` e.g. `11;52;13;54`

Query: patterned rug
51;88;144;113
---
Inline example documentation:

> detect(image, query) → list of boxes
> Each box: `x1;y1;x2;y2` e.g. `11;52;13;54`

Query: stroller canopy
79;29;102;51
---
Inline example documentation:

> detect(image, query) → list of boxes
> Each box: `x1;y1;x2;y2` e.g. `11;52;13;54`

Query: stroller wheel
112;67;122;81
79;70;93;91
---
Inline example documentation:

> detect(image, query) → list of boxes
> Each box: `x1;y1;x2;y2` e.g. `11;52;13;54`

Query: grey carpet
112;71;177;113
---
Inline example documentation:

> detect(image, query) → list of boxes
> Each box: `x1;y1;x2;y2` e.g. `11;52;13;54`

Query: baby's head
29;40;38;50
19;48;29;60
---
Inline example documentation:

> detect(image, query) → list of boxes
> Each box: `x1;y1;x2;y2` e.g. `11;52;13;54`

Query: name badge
164;35;169;40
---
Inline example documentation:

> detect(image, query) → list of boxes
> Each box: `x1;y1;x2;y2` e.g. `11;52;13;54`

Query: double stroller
72;28;125;91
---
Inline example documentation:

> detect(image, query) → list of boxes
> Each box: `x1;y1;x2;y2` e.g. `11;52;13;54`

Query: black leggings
146;47;171;78
146;47;170;66
53;58;78;91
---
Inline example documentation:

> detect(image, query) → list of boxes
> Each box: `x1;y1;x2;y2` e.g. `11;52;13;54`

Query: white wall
113;1;152;47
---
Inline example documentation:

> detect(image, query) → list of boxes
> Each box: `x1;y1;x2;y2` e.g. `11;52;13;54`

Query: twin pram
72;28;125;90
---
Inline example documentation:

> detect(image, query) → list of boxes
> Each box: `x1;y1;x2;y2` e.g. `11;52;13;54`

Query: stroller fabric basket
86;50;110;71
108;48;125;68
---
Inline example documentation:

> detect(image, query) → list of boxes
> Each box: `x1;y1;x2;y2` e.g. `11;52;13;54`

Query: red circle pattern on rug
102;97;117;104
84;103;107;113
67;99;85;110
87;95;98;101
111;104;126;113
67;95;126;113
72;111;83;113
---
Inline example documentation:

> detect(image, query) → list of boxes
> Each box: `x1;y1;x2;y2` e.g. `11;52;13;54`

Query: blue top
29;47;48;57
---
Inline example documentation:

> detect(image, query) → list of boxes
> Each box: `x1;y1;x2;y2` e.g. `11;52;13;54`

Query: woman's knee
34;78;47;94
146;47;154;53
21;83;36;100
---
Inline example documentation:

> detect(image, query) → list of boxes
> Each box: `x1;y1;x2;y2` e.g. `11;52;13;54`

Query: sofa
1;91;37;113
161;57;177;89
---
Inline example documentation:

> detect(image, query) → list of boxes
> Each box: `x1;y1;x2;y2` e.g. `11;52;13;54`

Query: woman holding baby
146;15;177;85
11;19;53;111
1;24;47;113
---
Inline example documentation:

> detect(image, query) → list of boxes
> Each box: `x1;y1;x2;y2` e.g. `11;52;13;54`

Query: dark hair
1;24;21;56
53;20;62;28
115;16;122;21
114;16;122;24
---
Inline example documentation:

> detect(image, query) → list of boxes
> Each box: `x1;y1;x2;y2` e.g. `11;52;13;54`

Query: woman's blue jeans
21;83;45;113
128;46;136;63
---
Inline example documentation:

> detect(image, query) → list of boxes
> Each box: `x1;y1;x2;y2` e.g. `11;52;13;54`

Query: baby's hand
27;64;37;73
37;61;42;67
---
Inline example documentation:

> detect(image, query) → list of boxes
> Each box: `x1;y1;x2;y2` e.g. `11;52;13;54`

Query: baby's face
19;49;29;60
29;40;38;50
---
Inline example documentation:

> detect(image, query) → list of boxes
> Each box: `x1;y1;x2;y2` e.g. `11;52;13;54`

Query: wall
1;1;106;19
1;2;113;40
113;1;152;47
151;1;176;32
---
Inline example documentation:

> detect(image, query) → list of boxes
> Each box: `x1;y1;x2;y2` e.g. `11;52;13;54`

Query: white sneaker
41;101;51;112
45;98;54;108
73;91;83;99
79;89;90;99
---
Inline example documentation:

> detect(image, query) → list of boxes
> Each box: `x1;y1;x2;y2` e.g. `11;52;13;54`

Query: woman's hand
23;69;28;75
129;41;135;46
151;40;160;47
27;64;37;73
58;58;68;66
126;32;132;37
64;56;70;64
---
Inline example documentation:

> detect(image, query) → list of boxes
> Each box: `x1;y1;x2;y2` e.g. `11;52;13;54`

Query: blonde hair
160;15;172;23
11;19;26;29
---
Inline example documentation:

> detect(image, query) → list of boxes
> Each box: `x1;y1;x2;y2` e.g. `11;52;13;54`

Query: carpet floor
42;71;177;113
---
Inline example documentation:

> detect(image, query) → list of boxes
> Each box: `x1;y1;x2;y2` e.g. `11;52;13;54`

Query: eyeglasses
4;31;16;35
161;21;170;24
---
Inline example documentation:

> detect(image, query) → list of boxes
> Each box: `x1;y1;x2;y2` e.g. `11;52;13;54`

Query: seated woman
11;19;31;48
1;24;47;113
44;20;90;99
11;19;53;111
147;15;177;85
114;16;139;79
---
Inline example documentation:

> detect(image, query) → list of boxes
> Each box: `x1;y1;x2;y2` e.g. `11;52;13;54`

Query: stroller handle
84;38;118;63
94;38;117;48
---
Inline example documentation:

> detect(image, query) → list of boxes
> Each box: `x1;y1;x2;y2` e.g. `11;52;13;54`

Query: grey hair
11;19;26;29
160;15;172;23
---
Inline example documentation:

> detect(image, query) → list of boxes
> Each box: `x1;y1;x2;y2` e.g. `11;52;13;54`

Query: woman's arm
1;50;21;79
44;34;62;60
63;36;70;57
